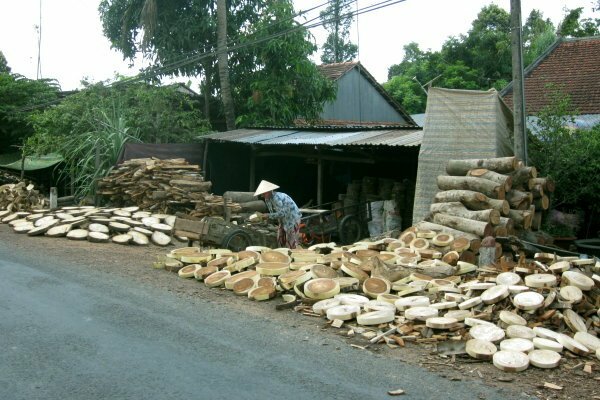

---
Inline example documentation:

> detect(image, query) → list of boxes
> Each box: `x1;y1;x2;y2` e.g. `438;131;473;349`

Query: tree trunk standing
510;0;528;164
217;0;236;131
202;62;211;121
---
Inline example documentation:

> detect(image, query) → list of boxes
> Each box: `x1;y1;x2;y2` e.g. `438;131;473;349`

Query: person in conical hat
254;180;302;249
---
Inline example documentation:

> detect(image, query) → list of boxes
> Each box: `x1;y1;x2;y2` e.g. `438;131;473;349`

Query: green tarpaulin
0;153;63;171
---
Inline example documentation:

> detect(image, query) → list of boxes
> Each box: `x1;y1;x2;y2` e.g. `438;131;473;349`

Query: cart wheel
338;215;362;244
222;230;253;252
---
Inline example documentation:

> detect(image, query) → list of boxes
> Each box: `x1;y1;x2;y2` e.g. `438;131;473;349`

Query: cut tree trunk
497;217;515;235
433;213;495;238
446;157;519;176
530;177;555;193
510;166;538;189
467;169;513;192
532;212;542;231
506;190;533;210
430;202;500;225
437;175;505;199
531;184;544;199
508;209;533;230
533;195;549;210
434;190;510;216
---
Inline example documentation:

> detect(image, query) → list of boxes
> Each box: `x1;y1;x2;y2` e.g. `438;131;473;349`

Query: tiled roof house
501;36;600;129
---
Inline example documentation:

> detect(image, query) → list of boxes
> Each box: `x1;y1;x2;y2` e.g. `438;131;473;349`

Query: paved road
0;245;525;400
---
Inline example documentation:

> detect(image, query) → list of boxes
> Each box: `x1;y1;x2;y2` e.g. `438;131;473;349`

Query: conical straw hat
254;180;280;196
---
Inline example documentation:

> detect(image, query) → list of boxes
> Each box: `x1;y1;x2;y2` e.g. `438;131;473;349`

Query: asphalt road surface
0;242;526;400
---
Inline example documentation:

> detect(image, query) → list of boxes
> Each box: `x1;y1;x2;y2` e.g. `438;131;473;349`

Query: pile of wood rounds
0;206;184;246
158;235;600;372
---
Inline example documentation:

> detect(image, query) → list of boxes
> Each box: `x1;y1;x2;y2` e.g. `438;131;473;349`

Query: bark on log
430;202;500;225
433;213;495;238
223;191;257;203
434;190;510;216
238;200;268;212
530;177;555;193
467;169;513;192
372;257;458;281
498;217;515;235
459;250;477;264
494;225;508;237
508;209;533;230
437;175;505;199
446;157;519;175
510;167;538;188
532;211;542;231
533;195;549;210
506;190;533;210
413;221;481;252
531;184;544;199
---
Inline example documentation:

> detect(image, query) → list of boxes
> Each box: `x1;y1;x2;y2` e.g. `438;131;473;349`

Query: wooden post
249;148;256;192
94;143;100;206
317;157;323;206
20;154;25;180
50;187;58;210
511;0;528;164
202;140;209;178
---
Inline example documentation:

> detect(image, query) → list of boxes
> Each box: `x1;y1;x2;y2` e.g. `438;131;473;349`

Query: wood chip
543;382;563;390
387;388;405;396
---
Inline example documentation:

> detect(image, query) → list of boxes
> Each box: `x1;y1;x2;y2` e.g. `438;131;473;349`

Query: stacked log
97;158;241;218
429;156;554;243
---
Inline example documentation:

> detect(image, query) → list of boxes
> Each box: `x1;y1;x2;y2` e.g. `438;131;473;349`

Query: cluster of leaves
384;5;599;114
98;0;335;127
0;51;60;153
236;1;336;126
319;0;358;64
528;88;600;237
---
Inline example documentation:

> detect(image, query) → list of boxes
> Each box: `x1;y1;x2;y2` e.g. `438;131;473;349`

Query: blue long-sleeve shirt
265;191;301;232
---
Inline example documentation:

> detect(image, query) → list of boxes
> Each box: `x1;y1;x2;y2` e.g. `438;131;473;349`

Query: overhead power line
13;0;406;113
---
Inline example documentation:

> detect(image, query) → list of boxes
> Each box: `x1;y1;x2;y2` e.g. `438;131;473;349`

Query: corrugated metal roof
201;128;423;147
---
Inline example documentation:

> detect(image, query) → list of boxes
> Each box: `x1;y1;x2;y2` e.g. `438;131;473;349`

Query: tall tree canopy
384;5;597;114
0;56;60;153
98;0;334;128
319;0;358;64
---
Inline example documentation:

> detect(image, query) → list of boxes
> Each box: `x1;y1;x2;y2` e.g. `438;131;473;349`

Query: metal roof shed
200;126;422;205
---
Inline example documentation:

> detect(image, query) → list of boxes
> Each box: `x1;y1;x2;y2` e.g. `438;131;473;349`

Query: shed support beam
317;158;323;205
249;149;256;192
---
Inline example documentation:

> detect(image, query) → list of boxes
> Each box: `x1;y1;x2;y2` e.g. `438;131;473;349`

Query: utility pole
510;0;528;164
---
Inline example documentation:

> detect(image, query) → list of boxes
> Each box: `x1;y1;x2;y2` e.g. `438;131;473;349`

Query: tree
216;0;236;130
99;0;333;129
319;0;358;64
236;1;336;126
385;7;563;114
528;86;600;237
557;7;600;37
0;70;59;153
0;51;10;74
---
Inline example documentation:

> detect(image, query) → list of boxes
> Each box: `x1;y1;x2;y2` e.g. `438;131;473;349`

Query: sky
0;0;596;91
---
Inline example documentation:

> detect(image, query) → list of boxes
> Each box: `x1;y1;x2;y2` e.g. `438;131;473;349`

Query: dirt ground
1;224;598;400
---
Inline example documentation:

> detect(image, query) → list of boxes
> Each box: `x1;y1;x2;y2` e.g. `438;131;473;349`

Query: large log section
436;176;506;199
446;156;518;175
434;190;510;216
429;202;501;225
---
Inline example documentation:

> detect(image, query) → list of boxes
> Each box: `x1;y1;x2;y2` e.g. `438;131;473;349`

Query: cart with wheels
299;200;373;246
173;216;278;251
